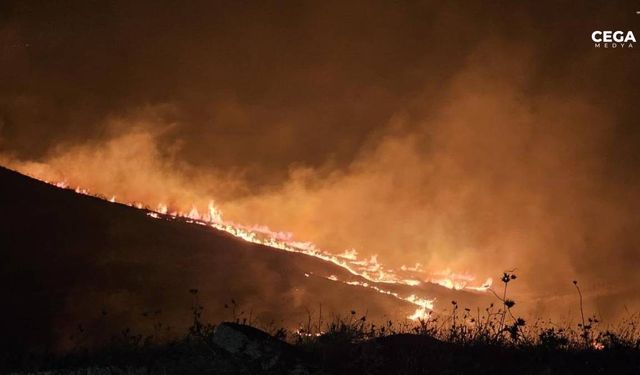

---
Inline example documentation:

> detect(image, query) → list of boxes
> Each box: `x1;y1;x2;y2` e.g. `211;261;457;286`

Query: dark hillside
0;166;488;353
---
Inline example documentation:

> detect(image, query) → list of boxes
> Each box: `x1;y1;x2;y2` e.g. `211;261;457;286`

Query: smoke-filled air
1;1;639;323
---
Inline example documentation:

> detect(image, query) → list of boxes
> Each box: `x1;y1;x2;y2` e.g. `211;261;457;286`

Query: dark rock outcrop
212;322;323;374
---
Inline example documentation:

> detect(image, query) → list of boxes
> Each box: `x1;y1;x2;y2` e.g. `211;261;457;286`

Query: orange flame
44;177;491;319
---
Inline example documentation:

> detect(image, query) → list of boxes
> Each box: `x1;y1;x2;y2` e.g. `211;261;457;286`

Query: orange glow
44;177;491;319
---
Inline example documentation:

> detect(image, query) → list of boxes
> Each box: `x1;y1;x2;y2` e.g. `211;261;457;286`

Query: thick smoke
1;1;639;319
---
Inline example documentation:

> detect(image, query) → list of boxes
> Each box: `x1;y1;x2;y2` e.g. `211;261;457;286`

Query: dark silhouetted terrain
3;167;640;374
0;166;490;356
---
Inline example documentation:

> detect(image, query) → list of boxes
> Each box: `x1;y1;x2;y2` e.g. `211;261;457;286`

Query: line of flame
41;178;492;320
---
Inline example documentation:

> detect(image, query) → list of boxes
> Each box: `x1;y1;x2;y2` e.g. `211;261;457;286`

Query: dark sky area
2;1;637;180
1;1;639;317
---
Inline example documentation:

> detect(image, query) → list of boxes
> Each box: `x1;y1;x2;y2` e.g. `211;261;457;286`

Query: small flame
403;279;421;286
187;206;200;220
593;341;605;350
208;201;223;223
406;294;435;320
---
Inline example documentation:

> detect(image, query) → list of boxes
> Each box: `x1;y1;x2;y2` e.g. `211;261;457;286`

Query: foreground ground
5;312;640;375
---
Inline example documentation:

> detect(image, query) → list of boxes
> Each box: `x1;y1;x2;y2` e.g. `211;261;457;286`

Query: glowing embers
402;264;493;292
429;269;493;292
325;275;435;321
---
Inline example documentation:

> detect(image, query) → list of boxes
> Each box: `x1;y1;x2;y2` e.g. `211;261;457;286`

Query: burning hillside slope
0;166;491;352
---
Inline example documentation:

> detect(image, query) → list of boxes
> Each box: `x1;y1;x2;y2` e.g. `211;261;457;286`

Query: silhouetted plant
9;273;640;374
